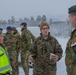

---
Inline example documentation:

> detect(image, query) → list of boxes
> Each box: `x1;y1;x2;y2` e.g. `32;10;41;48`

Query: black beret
20;22;27;26
0;28;3;31
68;5;76;13
6;26;12;30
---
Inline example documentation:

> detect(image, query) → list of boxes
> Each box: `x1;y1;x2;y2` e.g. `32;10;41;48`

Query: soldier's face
20;25;24;29
12;30;14;33
41;26;49;36
69;14;76;28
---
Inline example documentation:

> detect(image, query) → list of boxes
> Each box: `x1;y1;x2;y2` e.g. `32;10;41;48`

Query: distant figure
4;26;19;75
0;28;3;32
0;30;11;75
12;27;21;75
0;28;3;35
65;5;76;75
20;22;36;75
29;22;63;75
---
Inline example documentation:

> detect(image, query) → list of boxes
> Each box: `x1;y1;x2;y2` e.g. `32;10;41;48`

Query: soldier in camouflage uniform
12;27;21;75
20;22;36;75
29;22;63;75
65;5;76;75
4;26;19;75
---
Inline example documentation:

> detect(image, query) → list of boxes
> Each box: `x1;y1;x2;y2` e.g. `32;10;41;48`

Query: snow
56;37;69;75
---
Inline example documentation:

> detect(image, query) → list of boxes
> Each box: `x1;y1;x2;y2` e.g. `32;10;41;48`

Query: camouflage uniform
4;32;18;75
21;27;35;75
30;33;63;75
65;29;76;75
12;27;21;75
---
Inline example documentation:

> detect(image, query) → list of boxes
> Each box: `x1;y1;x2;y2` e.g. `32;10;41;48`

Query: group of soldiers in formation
0;5;76;75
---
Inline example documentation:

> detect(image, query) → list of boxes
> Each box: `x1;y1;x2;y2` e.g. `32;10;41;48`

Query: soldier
29;22;63;75
0;30;11;75
4;26;19;75
65;5;76;75
12;27;21;75
20;22;36;75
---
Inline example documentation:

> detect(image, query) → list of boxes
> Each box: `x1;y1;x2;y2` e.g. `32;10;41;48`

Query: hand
29;54;35;63
51;55;59;61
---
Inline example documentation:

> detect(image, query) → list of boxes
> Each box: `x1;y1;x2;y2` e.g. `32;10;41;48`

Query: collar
40;32;51;41
21;27;27;31
70;29;76;38
0;43;5;49
13;31;17;35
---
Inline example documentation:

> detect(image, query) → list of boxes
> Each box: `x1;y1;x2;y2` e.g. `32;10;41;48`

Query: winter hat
68;5;76;13
40;22;50;30
20;22;27;27
6;26;12;30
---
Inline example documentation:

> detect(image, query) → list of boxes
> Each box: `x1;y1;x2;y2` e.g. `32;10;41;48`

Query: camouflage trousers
8;50;19;75
66;64;76;75
33;64;56;75
16;51;19;75
21;50;30;75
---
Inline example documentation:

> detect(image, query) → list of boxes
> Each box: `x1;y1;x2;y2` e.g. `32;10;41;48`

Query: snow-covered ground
56;37;69;75
3;27;69;75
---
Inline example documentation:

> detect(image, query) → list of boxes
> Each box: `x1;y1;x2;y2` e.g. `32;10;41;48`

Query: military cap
40;22;50;30
20;22;27;27
0;28;3;31
68;5;76;13
6;26;12;30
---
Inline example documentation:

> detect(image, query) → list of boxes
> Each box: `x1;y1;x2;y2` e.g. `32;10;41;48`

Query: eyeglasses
42;27;49;30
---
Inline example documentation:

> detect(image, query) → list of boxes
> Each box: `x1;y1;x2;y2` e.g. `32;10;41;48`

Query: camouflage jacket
26;29;36;42
3;32;18;51
12;30;21;53
30;34;63;66
21;27;35;51
65;29;76;67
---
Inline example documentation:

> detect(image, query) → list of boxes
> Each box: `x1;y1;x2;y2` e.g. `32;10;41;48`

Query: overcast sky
0;0;76;20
